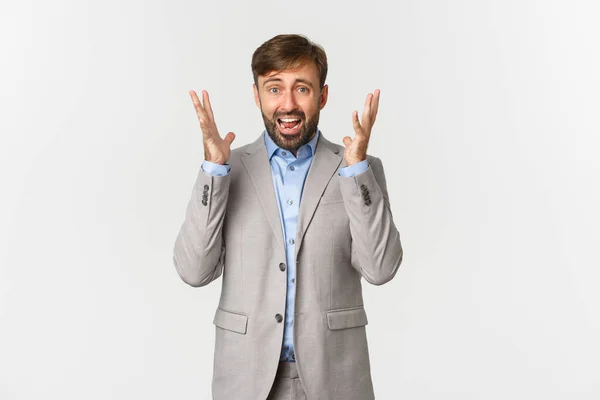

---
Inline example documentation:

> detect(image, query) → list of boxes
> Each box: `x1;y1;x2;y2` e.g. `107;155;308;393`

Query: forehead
258;61;320;85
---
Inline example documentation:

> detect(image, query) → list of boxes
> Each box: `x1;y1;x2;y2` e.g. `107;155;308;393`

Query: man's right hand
190;90;236;165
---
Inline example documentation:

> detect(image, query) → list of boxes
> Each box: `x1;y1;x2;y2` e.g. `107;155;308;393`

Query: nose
280;90;298;112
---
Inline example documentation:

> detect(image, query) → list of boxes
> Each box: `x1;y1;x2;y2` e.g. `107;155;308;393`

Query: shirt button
291;278;295;283
287;199;293;205
282;151;287;156
289;238;295;245
289;166;295;171
275;314;283;323
279;263;286;271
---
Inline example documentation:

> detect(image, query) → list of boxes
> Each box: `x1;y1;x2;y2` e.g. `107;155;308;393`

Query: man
173;34;403;400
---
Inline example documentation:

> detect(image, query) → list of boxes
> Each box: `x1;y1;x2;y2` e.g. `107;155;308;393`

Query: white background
1;0;599;399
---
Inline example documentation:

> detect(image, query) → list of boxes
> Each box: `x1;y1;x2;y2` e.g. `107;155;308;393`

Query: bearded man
173;33;403;400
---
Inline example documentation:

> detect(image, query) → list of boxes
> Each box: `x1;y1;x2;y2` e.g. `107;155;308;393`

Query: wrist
345;157;367;167
204;159;228;166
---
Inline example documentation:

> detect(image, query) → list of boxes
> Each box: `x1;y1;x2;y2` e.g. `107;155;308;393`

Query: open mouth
277;118;303;135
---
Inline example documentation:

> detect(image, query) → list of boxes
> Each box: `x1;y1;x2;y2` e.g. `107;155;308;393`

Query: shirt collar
264;128;320;160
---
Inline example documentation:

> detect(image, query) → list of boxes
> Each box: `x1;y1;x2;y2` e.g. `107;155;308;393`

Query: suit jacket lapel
240;132;343;258
295;134;342;259
241;134;285;253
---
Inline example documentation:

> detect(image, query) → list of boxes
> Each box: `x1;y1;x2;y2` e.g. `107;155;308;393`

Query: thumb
342;136;352;148
224;131;236;145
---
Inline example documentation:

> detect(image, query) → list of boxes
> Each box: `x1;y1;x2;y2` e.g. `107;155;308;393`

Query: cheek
260;103;277;117
301;100;319;117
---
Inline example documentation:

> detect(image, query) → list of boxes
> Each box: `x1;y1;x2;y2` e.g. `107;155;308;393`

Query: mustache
274;110;306;120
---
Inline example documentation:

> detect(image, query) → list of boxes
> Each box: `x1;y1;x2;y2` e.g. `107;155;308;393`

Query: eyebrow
262;77;315;89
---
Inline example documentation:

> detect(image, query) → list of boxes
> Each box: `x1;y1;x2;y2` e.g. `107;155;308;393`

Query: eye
298;87;308;93
269;87;279;93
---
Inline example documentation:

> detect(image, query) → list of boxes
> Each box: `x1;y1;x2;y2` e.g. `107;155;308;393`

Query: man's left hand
342;89;381;166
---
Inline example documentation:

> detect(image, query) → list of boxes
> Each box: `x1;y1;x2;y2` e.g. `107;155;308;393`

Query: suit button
279;263;286;271
204;184;209;190
360;184;367;191
275;314;283;323
365;199;372;206
202;199;208;206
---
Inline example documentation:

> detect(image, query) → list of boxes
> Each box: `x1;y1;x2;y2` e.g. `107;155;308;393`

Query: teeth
280;118;300;122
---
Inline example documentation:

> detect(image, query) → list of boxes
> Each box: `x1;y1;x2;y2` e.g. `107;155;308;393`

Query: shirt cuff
338;159;369;177
201;160;231;176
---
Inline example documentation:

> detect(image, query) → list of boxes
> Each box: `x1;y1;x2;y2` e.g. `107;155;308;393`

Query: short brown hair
251;34;328;89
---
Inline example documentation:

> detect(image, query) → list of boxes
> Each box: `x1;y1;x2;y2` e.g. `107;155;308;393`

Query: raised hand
190;90;236;165
342;89;380;166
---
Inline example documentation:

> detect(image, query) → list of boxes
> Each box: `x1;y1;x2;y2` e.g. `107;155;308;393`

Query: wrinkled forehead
257;61;320;86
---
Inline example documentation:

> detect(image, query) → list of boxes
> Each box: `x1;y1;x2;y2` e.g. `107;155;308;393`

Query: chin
277;130;302;141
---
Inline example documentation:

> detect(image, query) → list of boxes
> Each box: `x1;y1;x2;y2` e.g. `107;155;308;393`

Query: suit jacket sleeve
172;167;231;287
338;156;403;285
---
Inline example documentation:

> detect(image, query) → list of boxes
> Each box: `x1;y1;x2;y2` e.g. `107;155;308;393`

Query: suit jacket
173;132;403;400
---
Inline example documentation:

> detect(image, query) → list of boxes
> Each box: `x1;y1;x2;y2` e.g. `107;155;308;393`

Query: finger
352;110;363;136
342;136;353;148
191;91;212;136
202;90;215;121
371;89;380;120
363;92;373;114
362;93;373;127
362;92;372;117
190;90;207;121
190;90;216;141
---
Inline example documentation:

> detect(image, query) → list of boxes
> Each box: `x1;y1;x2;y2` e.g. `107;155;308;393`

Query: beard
261;108;320;154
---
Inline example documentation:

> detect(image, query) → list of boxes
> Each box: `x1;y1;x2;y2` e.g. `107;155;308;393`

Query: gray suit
173;132;403;400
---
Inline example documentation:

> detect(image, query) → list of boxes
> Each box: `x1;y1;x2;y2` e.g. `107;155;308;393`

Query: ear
253;84;261;108
319;84;329;110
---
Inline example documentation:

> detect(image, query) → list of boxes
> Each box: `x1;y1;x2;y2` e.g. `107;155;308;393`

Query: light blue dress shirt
201;129;368;362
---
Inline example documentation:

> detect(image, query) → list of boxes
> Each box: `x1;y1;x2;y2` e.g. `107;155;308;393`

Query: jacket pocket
326;306;368;330
213;308;248;334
